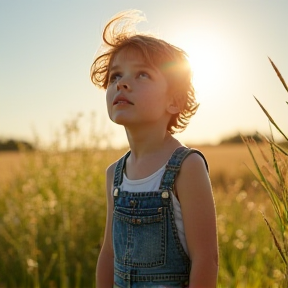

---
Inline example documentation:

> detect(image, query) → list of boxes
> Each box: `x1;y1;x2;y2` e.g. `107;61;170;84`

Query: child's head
90;10;199;134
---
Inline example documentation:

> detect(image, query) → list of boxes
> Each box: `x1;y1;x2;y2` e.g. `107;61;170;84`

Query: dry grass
0;144;284;287
0;151;26;185
0;144;257;185
194;143;257;177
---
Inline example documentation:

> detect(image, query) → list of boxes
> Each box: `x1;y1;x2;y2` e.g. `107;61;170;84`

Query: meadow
0;141;284;288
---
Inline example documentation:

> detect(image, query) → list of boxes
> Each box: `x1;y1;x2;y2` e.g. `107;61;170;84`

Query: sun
176;31;232;102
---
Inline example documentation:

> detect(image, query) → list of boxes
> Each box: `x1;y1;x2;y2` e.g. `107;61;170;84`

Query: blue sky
1;0;287;148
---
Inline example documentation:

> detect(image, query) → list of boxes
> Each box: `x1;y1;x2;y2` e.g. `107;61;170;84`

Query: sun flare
176;31;232;102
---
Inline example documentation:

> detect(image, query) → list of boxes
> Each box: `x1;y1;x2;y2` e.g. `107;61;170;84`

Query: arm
96;163;116;288
176;153;219;288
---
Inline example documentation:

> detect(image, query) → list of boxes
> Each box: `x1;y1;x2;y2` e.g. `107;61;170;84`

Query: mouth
113;95;134;106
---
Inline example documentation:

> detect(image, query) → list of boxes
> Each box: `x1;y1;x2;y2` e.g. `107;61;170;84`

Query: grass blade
266;138;288;157
268;57;288;94
243;137;283;220
262;213;287;265
253;96;288;141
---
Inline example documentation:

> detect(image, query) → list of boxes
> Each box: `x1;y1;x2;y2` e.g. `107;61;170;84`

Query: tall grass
0;114;123;288
0;149;111;288
244;57;288;287
0;111;286;287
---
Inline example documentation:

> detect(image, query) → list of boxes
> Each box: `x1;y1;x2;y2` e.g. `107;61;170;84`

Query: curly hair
90;10;199;134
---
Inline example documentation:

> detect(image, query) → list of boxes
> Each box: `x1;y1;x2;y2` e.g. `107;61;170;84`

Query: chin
111;117;131;126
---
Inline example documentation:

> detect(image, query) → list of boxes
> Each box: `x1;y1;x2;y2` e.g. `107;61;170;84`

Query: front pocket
113;207;166;268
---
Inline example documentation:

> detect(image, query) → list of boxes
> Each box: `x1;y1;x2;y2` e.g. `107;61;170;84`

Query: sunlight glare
178;31;232;102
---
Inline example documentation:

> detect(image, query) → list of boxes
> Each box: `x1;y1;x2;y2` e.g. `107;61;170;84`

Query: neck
125;125;180;159
123;125;182;180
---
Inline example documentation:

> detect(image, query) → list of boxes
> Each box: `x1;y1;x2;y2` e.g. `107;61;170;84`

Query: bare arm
176;153;219;288
96;163;116;288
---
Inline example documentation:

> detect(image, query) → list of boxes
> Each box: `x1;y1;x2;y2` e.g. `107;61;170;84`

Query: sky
1;0;287;148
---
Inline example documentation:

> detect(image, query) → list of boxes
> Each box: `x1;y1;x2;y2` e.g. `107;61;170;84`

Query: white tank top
119;165;189;257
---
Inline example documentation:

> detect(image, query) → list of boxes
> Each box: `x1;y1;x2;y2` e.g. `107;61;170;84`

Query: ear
166;92;181;114
166;104;180;114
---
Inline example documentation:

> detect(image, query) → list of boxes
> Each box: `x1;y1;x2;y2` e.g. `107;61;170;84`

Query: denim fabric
112;147;208;288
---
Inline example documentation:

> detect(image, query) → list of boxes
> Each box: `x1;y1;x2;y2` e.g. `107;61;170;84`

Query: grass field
0;143;262;185
0;144;284;287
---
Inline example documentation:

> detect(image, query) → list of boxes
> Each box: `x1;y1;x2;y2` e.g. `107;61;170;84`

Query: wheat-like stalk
245;57;288;287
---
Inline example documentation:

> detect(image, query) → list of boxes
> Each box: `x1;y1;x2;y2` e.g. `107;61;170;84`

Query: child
90;10;218;288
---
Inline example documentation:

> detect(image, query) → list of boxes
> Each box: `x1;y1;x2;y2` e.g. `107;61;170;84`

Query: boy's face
106;48;178;129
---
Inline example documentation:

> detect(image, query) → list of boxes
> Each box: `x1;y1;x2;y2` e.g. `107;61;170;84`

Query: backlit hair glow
90;10;199;134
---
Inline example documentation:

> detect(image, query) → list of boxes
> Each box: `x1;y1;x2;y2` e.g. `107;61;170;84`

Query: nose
116;77;131;91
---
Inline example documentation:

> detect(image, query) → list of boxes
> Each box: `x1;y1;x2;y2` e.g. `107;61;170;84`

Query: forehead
110;47;154;68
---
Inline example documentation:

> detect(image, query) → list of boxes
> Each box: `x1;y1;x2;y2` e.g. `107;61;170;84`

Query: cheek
105;90;113;116
106;87;113;104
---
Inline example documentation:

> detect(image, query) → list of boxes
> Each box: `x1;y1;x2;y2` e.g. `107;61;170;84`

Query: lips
113;95;134;105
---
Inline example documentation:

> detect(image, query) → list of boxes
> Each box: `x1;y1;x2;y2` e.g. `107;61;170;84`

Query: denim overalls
112;147;208;288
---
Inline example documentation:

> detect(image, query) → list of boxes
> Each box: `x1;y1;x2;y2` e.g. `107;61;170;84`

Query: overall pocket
113;206;166;268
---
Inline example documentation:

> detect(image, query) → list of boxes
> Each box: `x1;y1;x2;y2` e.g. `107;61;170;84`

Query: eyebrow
109;63;158;73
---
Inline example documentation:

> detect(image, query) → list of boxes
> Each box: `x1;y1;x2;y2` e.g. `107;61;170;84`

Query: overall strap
113;151;131;187
159;146;209;191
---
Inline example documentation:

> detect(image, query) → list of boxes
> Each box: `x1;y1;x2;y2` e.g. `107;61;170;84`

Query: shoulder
182;150;208;172
106;161;118;191
106;161;117;178
175;150;211;198
105;151;129;187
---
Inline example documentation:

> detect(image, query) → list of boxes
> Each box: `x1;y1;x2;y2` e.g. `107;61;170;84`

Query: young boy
91;10;218;288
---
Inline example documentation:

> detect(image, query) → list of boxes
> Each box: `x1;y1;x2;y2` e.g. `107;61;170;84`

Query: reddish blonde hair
90;10;199;134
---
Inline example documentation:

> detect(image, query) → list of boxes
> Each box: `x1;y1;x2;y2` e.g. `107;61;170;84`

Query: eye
138;71;150;79
108;72;122;83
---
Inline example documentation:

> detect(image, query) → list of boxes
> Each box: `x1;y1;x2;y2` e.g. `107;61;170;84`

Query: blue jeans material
112;147;208;288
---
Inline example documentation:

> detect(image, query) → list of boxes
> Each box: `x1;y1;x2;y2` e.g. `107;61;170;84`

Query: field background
0;143;284;288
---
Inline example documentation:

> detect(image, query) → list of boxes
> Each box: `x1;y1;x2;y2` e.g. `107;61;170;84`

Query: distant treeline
219;133;288;150
1;133;285;151
219;133;262;144
0;139;34;151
